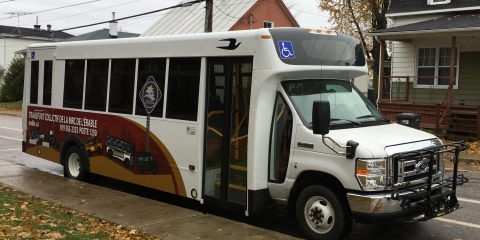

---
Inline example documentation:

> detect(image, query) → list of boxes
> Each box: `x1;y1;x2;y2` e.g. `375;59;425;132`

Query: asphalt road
1;114;480;240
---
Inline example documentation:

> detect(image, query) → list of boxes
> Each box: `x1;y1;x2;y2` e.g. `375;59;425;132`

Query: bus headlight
356;158;387;191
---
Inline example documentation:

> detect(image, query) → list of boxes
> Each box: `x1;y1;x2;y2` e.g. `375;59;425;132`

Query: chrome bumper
346;183;442;214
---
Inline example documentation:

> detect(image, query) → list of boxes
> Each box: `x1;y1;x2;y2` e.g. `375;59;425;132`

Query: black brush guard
390;141;469;221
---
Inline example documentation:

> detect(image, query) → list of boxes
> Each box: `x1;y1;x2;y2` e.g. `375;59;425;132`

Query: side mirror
312;100;330;135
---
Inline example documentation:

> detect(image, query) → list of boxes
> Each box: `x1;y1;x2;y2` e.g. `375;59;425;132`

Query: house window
427;0;451;5
264;21;274;28
416;46;459;88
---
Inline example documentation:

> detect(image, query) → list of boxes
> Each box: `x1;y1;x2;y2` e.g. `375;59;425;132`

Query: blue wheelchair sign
277;41;295;59
139;76;162;114
31;52;35;60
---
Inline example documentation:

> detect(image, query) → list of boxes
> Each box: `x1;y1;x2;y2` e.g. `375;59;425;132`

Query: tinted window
166;58;201;121
136;58;166;117
85;60;109;112
269;28;366;67
63;60;85;109
30;61;39;104
43;61;53;106
108;59;136;114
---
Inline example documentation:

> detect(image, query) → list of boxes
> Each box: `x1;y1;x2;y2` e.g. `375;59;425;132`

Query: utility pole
205;0;213;32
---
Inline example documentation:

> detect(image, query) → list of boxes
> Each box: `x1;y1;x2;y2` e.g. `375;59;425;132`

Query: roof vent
47;24;52;31
109;12;118;38
34;16;41;30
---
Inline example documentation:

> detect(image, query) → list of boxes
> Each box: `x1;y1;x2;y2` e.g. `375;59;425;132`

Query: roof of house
0;25;73;39
368;13;480;39
387;0;480;17
61;29;140;42
142;0;258;36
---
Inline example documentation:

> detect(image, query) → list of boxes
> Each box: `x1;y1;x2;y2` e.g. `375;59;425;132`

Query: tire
64;146;86;181
87;149;92;157
152;166;158;175
296;185;352;240
139;165;144;175
107;149;113;159
124;158;130;168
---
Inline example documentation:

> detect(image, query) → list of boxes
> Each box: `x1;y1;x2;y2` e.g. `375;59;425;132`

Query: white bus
22;28;467;239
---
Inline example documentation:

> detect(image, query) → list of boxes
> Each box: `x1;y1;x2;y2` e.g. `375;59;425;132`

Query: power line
0;0;101;21
18;0;141;28
15;0;206;39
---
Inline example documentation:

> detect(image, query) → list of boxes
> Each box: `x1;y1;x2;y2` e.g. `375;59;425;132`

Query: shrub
0;56;25;102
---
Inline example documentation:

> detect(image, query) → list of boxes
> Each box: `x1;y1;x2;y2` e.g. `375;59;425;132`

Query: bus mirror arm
321;136;359;159
313;100;359;159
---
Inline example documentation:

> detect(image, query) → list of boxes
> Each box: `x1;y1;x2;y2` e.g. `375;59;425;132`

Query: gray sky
1;0;331;35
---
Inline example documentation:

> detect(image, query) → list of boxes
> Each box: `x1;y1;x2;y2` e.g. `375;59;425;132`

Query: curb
0;111;21;117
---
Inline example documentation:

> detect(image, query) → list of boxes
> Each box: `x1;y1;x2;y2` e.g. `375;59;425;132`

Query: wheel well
287;171;349;218
60;134;90;171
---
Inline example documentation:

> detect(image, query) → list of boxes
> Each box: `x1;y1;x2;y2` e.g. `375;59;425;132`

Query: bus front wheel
64;146;86;181
296;185;352;240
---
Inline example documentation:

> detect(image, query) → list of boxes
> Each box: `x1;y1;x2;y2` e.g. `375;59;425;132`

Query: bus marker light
261;35;271;39
189;165;195;171
191;189;198;199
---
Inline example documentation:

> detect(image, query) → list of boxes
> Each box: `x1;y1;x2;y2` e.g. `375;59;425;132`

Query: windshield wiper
330;118;361;125
356;115;376;119
357;115;391;122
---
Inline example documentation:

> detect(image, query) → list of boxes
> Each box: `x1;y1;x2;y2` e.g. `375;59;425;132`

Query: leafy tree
0;56;24;102
318;0;391;92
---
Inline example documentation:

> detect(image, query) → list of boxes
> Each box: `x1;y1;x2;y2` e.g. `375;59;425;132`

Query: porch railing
378;75;479;138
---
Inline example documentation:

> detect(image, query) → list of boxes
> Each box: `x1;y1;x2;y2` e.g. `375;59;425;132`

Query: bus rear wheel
296;185;352;240
64;146;86;181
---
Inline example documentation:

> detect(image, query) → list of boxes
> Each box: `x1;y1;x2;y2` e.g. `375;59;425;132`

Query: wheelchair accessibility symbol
278;41;295;59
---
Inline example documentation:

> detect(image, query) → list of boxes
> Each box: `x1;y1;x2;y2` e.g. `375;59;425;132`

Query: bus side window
109;59;136;114
30;61;40;104
85;60;109;112
136;58;166;118
43;60;53;106
269;94;293;183
166;58;201;121
63;60;85;109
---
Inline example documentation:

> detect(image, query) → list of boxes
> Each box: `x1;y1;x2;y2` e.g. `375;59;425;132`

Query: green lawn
0;100;22;112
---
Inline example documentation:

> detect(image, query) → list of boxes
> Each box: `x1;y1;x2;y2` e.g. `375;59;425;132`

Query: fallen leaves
0;185;158;240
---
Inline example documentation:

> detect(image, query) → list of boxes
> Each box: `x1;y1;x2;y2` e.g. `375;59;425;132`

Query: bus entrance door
203;57;253;210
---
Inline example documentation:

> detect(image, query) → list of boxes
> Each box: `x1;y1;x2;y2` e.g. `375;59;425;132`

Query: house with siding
0;25;73;91
368;0;480;138
141;0;299;36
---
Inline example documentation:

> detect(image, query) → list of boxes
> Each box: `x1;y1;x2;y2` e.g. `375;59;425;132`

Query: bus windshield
282;79;387;130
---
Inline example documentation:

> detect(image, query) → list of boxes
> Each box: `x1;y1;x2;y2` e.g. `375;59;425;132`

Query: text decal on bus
277;41;295;59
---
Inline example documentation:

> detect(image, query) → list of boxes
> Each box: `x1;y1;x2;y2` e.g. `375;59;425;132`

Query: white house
0;24;72;90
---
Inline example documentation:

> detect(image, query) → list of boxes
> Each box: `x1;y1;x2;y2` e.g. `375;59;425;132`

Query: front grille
393;151;440;184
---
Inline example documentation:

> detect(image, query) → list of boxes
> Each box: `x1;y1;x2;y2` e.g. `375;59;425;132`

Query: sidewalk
0;159;298;240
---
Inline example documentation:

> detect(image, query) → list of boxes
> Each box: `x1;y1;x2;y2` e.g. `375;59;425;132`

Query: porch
368;13;480;139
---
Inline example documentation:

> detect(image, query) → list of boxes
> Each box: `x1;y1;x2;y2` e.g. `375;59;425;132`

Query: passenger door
203;57;253;210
